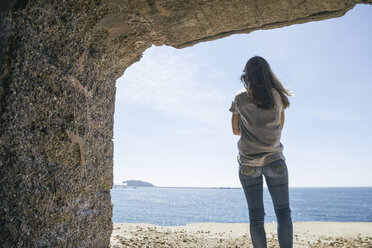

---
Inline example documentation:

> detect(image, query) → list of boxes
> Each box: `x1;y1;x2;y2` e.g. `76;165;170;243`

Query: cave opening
111;4;372;225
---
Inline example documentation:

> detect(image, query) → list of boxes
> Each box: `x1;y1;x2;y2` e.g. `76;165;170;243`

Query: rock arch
0;0;370;246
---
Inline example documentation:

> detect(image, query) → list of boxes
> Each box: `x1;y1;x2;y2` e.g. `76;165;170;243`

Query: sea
111;186;372;226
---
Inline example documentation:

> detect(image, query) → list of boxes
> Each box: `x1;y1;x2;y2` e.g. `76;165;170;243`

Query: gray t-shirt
229;88;285;167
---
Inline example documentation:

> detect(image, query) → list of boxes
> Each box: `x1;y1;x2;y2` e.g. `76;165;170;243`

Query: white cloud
116;46;227;126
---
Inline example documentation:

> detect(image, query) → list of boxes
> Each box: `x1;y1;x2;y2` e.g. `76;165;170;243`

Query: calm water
111;187;372;226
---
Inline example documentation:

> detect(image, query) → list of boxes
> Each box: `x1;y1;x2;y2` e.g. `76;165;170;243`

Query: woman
229;56;293;248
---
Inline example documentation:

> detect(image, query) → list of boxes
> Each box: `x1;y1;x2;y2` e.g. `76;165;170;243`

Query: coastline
111;222;372;247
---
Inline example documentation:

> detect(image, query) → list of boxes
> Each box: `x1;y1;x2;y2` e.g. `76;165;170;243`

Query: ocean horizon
114;185;372;189
111;186;372;226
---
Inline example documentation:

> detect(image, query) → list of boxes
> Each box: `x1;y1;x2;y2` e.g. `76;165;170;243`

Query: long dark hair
240;56;291;109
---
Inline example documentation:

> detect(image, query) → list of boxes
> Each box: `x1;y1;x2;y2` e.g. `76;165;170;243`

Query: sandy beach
110;222;372;248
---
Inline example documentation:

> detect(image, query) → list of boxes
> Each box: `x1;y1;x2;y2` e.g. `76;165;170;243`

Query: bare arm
231;113;241;136
281;111;285;128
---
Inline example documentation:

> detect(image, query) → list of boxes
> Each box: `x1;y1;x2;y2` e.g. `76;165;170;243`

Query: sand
110;222;372;248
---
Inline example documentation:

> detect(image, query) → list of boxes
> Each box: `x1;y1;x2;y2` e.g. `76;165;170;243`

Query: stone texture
0;0;370;247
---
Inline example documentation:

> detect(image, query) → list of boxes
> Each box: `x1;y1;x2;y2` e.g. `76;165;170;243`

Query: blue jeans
239;159;293;248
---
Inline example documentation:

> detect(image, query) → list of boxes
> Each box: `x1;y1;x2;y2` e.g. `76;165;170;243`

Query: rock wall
0;0;370;247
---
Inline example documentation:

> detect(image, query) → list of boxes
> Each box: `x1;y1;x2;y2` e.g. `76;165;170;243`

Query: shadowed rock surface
0;0;370;247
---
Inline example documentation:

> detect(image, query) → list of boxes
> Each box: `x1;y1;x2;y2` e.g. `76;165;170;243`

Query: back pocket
241;165;256;176
270;160;286;174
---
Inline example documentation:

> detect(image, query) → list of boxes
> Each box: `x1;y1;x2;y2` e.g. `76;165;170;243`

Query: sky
113;4;372;188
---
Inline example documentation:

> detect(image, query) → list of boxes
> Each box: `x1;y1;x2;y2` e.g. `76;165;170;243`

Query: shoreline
111;222;372;247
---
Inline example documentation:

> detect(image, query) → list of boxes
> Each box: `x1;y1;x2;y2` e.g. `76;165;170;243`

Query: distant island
122;180;155;187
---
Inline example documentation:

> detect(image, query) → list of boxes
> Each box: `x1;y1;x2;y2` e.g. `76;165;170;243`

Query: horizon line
113;185;372;189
